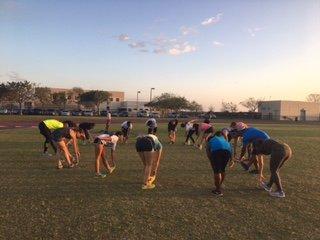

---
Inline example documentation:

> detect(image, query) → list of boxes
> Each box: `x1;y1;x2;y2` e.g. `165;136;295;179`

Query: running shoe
212;189;223;197
56;161;63;169
249;169;259;174
141;183;156;190
148;176;156;184
43;152;52;157
109;167;116;174
94;173;107;178
269;191;285;198
260;182;271;192
240;162;249;171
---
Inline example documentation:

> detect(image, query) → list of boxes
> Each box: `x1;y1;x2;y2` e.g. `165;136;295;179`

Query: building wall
259;100;320;121
258;101;282;120
280;101;320;121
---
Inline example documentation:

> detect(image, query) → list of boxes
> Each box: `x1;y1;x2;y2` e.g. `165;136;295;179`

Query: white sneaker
43;152;52;157
94;173;107;178
269;191;285;198
260;182;271;192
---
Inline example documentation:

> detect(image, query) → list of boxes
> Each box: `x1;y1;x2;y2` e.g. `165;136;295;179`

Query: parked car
110;111;118;117
0;109;9;114
149;112;161;118
82;110;94;116
179;113;189;118
71;110;82;116
118;111;129;117
167;112;178;118
46;109;58;116
100;110;108;116
60;110;71;116
137;110;149;118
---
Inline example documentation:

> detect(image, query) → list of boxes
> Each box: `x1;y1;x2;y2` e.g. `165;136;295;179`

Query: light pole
149;88;155;112
136;90;141;110
150;87;155;102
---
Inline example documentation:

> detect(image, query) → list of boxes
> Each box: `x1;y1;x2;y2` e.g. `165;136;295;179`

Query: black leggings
38;122;57;153
185;130;196;143
268;144;292;191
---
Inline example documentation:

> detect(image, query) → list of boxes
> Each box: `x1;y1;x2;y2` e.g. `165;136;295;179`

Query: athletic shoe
57;161;63;169
109;167;116;174
94;173;107;178
269;191;285;198
148;176;156;184
212;189;223;197
260;182;271;192
249;169;259;174
43;152;52;157
141;183;156;190
240;162;249;171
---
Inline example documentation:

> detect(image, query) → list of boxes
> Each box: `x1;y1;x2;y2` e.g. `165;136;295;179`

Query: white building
259;100;320;121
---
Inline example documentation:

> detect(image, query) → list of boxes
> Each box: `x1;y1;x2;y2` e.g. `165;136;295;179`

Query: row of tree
0;81;111;115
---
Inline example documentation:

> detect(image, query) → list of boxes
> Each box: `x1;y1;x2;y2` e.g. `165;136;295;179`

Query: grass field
0;117;319;239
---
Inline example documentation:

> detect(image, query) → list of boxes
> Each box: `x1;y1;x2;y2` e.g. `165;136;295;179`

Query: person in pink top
195;120;215;150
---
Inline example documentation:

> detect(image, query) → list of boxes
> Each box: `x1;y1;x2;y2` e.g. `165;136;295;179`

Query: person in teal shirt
206;131;233;196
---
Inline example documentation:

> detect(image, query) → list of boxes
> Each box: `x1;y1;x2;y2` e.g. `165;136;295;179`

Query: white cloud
201;13;223;26
180;26;197;36
213;41;224;47
128;41;146;48
139;49;149;53
168;42;197;56
247;27;263;37
117;34;130;41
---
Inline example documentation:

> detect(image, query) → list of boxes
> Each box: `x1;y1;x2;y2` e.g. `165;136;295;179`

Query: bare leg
151;150;162;177
95;144;104;174
58;142;72;166
214;173;222;191
101;147;112;172
143;152;153;185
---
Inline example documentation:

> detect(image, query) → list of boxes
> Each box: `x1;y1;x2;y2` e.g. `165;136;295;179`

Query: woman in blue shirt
206;131;233;196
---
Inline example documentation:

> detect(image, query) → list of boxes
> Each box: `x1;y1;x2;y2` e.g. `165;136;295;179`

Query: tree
306;94;320;103
146;93;190;112
80;90;110;115
208;105;215;112
188;100;203;112
221;101;238;112
35;87;52;110
6;81;35;115
240;97;263;112
71;87;84;109
0;83;9;102
52;92;67;110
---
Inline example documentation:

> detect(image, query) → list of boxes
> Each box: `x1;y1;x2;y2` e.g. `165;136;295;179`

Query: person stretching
136;134;163;190
206;131;232;196
254;139;292;198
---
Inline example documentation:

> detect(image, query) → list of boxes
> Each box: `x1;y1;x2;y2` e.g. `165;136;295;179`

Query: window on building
110;98;113;102
116;98;120;102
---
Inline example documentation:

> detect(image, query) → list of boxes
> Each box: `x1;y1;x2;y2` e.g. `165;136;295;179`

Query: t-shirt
43;119;64;130
121;121;132;130
106;112;111;120
97;134;119;150
146;118;157;128
185;122;194;132
208;136;232;153
242;128;270;147
200;123;212;132
168;120;178;130
147;134;162;151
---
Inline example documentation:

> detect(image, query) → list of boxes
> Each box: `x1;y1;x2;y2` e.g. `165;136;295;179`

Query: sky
0;0;320;110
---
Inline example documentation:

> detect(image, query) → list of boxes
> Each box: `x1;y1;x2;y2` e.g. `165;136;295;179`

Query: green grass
0;120;319;239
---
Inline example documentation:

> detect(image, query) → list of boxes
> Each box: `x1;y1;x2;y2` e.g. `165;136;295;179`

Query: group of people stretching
38;117;292;197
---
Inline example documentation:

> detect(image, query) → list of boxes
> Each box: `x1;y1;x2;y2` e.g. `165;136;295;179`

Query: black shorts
210;150;231;174
148;127;157;134
38;122;52;141
122;127;129;137
136;137;155;152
